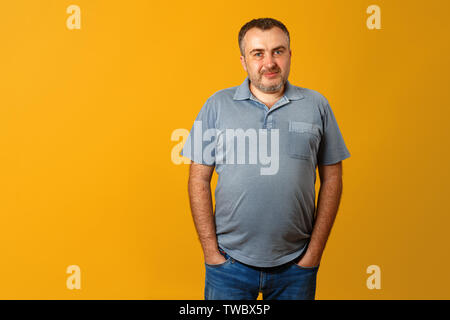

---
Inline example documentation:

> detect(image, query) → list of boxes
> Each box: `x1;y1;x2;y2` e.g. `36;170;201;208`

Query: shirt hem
218;242;309;268
318;151;351;166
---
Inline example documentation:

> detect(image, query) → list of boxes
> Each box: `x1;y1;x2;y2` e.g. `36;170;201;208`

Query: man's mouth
263;72;279;78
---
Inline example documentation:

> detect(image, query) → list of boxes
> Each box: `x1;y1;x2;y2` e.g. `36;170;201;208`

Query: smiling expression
240;27;291;93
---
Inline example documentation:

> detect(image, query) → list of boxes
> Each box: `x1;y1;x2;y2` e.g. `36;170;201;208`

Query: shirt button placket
266;114;273;130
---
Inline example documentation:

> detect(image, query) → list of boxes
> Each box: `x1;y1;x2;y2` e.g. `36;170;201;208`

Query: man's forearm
306;176;343;261
188;177;220;258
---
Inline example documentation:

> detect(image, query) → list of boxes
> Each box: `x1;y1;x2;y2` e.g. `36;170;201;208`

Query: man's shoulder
290;83;330;106
207;85;239;102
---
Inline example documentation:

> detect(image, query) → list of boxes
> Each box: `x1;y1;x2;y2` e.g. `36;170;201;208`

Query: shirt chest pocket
288;121;321;160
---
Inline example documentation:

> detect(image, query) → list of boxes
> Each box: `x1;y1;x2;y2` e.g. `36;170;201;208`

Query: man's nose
263;55;277;70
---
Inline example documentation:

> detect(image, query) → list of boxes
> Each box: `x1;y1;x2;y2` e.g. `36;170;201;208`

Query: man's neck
249;81;285;109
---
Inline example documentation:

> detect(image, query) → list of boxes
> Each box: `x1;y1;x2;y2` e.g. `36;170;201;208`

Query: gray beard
255;81;284;93
250;75;286;93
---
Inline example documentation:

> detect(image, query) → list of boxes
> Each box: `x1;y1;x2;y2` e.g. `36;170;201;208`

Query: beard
248;70;287;93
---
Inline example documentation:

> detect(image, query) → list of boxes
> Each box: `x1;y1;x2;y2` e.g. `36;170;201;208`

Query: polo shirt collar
233;76;304;101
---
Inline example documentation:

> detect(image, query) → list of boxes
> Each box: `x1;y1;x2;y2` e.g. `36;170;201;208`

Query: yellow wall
1;0;449;299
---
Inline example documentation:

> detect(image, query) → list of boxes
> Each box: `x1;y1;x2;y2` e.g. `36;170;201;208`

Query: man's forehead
243;27;289;51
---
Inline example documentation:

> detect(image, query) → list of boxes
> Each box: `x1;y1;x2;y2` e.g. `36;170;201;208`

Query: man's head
238;18;291;94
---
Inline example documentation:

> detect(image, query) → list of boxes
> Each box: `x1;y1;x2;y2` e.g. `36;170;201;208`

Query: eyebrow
249;46;287;54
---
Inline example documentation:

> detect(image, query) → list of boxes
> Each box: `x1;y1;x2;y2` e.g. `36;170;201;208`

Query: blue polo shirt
181;77;351;267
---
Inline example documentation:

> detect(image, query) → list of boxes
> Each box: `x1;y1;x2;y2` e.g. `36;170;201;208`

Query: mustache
261;70;280;74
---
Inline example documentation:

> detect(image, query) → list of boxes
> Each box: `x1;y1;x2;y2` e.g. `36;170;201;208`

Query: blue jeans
204;247;319;300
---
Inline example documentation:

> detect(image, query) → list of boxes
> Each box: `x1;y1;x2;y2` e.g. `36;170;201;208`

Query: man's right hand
205;252;227;265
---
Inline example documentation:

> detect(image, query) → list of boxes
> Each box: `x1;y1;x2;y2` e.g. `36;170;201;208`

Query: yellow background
1;0;449;299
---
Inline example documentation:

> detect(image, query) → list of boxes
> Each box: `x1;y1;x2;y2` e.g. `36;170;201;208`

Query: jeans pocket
291;261;320;270
205;257;232;268
288;121;321;160
205;249;233;268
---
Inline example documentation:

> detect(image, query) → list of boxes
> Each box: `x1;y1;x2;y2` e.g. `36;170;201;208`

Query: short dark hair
238;18;290;56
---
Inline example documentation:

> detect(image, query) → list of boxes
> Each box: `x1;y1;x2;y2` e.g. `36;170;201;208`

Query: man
181;18;350;300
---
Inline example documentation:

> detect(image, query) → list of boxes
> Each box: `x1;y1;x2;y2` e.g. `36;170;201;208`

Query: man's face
240;27;291;93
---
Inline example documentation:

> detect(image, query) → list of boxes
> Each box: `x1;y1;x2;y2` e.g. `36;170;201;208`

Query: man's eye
255;53;262;57
275;50;282;54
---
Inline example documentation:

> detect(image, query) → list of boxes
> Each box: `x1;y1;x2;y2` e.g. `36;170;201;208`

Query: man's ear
240;55;247;72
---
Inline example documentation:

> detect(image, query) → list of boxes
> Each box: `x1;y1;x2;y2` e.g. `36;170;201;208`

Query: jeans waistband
218;246;305;270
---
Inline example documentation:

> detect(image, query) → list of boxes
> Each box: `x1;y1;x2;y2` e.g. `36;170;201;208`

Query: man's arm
188;161;227;265
298;161;344;267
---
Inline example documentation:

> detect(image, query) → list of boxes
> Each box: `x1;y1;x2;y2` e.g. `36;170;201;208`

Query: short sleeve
317;103;351;165
180;98;217;166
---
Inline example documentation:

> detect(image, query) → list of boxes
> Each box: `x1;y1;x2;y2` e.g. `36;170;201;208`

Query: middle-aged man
180;17;351;300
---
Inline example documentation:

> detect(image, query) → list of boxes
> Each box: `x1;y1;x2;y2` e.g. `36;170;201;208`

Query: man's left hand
297;253;321;268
